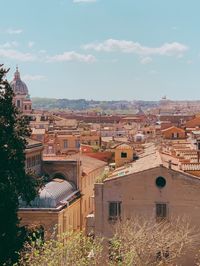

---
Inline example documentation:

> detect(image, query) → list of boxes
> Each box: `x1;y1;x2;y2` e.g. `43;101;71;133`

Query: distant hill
32;97;158;112
32;97;89;110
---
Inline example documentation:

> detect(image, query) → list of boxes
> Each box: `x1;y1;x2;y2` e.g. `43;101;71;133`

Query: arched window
53;173;67;180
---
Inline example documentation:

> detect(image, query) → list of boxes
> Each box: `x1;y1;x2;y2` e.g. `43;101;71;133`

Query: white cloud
22;74;46;81
28;41;35;48
0;42;18;48
6;28;23;35
0;46;95;63
0;42;13;48
0;48;36;62
83;39;188;57
140;57;152;64
47;51;96;63
73;0;96;3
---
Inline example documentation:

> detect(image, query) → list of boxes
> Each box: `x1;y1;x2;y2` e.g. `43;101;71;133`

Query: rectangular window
16;100;20;108
121;152;127;158
63;140;68;149
75;140;80;148
109;202;121;220
156;203;167;220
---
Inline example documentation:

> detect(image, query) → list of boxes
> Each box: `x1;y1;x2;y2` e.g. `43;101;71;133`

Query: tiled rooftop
107;138;200;181
43;154;107;175
108;143;162;179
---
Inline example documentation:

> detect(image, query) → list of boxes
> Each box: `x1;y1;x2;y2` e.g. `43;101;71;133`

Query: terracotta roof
114;143;134;150
80;155;107;174
109;143;161;179
161;126;185;132
43;154;107;175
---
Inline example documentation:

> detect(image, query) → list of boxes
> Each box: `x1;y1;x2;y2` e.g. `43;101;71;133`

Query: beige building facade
25;138;43;176
20;153;106;237
94;145;200;265
44;131;80;155
19;178;81;237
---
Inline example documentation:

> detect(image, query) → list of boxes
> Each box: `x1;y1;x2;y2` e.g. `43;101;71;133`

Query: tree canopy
0;65;41;265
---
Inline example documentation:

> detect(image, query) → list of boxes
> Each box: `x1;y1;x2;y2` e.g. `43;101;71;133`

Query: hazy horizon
31;96;200;102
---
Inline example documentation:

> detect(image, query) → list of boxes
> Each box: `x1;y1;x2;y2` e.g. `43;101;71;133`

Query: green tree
19;230;103;266
18;217;199;266
0;65;41;265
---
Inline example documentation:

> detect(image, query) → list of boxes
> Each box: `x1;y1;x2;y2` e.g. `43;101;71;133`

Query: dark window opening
109;202;121;221
75;140;80;148
17;100;20;108
121;152;127;158
156;203;167;220
63;140;68;148
156;176;166;188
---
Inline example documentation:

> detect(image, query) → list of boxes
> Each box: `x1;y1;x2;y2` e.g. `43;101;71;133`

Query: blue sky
0;0;200;100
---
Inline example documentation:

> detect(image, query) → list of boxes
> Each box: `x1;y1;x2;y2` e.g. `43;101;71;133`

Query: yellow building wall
115;147;134;168
19;198;81;238
19;210;59;238
58;199;81;234
81;167;105;229
55;135;80;154
81;135;100;146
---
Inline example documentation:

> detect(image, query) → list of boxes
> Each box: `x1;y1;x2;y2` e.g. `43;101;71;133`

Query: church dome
10;67;28;95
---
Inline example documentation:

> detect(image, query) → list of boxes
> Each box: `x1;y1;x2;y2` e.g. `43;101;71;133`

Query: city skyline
1;0;200;100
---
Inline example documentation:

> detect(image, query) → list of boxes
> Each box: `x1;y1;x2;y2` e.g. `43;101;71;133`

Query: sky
0;0;200;101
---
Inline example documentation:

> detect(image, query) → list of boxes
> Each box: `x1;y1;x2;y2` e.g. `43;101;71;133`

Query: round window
156;176;166;188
